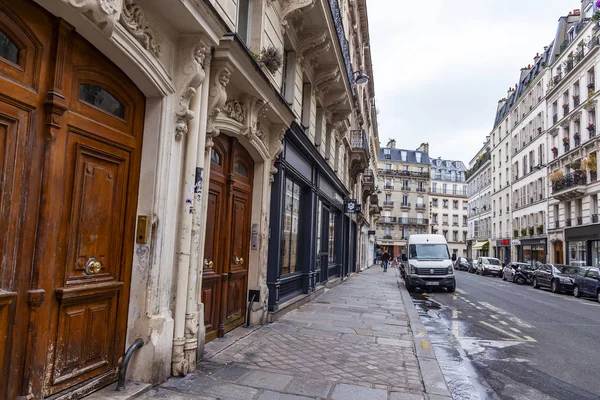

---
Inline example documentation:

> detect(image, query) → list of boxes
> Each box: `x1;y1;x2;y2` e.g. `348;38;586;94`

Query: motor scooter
514;266;534;285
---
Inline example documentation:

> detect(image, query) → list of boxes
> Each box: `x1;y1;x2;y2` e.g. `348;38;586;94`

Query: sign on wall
344;199;360;214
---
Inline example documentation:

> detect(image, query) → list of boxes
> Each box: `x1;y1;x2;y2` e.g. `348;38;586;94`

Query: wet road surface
408;270;600;400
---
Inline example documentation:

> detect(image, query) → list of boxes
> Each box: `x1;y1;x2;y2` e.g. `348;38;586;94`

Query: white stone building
429;158;469;257
466;140;493;258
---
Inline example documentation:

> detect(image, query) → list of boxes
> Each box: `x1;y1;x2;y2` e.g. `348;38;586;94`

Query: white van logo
430;269;434;274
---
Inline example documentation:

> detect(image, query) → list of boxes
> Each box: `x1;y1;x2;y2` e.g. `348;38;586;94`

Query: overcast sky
368;0;581;166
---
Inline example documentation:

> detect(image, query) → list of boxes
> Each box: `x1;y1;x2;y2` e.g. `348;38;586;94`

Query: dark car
502;262;530;282
532;264;580;293
573;267;600;301
454;257;472;271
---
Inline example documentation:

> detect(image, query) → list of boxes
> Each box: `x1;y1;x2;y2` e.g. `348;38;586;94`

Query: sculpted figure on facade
241;95;267;143
269;126;288;182
223;99;245;123
119;0;162;57
60;0;122;34
175;45;210;141
279;0;316;30
206;66;232;141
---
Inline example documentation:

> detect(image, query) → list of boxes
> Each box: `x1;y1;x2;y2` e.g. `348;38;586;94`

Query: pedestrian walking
382;251;390;272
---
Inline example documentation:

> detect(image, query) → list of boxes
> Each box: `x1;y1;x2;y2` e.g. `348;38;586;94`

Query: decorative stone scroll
60;0;122;35
269;126;288;182
281;0;316;29
119;0;162;57
206;64;233;139
241;95;267;143
223;99;245;123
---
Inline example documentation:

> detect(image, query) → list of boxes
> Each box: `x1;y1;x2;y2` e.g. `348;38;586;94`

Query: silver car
476;257;503;276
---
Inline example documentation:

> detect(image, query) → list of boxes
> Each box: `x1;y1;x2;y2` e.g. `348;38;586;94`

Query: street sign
345;199;359;213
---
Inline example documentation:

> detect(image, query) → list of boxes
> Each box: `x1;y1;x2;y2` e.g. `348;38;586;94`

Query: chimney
387;139;396;149
417;142;429;154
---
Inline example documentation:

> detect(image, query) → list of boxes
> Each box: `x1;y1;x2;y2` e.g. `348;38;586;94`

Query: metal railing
350;129;370;159
398;218;429;225
378;169;430;178
551;171;587;193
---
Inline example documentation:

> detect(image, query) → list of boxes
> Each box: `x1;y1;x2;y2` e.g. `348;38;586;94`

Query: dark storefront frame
516;238;547;266
267;123;352;312
565;225;600;266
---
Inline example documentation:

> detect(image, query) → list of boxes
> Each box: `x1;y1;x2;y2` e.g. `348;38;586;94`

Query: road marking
452;295;457;300
479;302;508;315
452;310;458;319
499;321;509;326
479;321;536;342
421;339;431;350
509;317;533;328
452;320;459;338
490;315;499;320
510;327;522;333
417;328;426;335
455;288;468;295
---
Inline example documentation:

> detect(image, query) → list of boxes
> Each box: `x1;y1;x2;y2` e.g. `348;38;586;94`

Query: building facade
0;0;378;399
376;140;431;258
466;141;493;258
429;158;469;257
546;3;600;266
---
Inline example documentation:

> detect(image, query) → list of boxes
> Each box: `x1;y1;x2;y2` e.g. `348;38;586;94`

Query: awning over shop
472;240;489;250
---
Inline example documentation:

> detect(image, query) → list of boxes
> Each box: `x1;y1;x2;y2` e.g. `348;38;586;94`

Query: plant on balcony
553;75;560;83
562;136;570;145
587;122;596;131
537;225;544;234
584;153;598;172
528;226;534;236
574;132;581;139
551;146;558;154
521;228;527;236
257;46;283;74
573;95;580;102
513;229;519;238
593;10;600;22
549;169;564;182
482;205;487;210
562;103;569;109
569;160;582;170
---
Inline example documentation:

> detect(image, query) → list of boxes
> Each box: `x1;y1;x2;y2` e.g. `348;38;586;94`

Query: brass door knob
204;259;213;269
235;256;244;264
84;258;102;275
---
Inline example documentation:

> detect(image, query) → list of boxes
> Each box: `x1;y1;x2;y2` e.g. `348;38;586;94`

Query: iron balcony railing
378;169;430;178
551;170;587;193
398;218;429;225
350;129;370;159
328;0;354;94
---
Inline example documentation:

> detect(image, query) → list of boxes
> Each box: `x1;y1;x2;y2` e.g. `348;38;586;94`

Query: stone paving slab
138;266;451;400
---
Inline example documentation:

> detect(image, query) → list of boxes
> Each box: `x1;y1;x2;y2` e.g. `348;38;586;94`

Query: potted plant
521;228;527;236
513;229;519;238
588;122;596;131
573;94;580;103
584;153;597;172
551;146;558;154
482;205;487;210
562;103;569;109
549;169;564;181
562;136;570;145
570;160;582;170
528;226;534;236
537;225;544;234
574;132;581;139
554;75;560;83
255;46;283;74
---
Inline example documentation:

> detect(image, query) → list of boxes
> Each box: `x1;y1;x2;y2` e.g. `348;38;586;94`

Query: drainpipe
172;90;203;377
184;55;212;371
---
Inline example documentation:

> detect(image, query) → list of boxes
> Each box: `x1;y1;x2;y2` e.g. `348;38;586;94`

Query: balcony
574;97;580;107
362;170;375;193
563;105;570;116
383;201;394;208
593;214;599;223
327;0;353;93
554;220;560;229
380;216;397;224
400;202;411;210
415;204;426;210
401;186;411;191
384;185;394;190
551;171;587;200
399;217;429;226
349;130;370;178
383;235;392;240
566;218;572;227
416;188;427;193
577;216;583;226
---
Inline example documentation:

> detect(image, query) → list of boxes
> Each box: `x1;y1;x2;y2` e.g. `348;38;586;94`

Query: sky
367;0;581;166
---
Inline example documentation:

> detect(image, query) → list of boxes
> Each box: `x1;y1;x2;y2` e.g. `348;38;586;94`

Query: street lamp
353;71;369;86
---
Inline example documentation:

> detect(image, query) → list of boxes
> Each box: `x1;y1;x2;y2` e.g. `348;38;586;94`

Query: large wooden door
202;135;253;341
0;1;145;398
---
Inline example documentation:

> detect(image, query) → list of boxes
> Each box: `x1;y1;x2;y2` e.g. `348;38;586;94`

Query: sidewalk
139;266;451;400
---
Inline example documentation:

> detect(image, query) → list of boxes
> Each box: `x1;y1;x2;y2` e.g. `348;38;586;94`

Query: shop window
79;84;125;118
281;178;302;275
328;212;336;264
568;241;587;265
315;201;322;267
0;30;19;64
592;241;600;267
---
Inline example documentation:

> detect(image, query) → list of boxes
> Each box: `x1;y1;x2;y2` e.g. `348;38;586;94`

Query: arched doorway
202;135;254;342
0;1;145;398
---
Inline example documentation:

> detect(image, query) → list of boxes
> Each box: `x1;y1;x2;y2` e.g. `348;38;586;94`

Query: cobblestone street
140;267;451;400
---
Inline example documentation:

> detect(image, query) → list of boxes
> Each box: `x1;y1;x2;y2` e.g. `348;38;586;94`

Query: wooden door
555;241;564;264
0;1;145;398
202;135;253;341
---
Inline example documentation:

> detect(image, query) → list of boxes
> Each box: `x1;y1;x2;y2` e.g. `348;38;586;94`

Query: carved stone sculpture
241;95;267;143
206;66;232;139
269;126;287;182
175;45;209;141
120;0;162;57
281;0;316;29
223;99;245;123
60;0;122;34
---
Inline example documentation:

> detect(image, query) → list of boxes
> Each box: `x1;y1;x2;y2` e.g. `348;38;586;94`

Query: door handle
204;259;213;269
235;256;244;264
84;258;102;275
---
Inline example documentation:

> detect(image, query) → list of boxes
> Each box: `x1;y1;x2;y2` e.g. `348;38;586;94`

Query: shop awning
472;240;489;250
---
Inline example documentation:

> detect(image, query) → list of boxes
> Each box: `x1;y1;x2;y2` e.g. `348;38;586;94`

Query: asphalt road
408;270;600;400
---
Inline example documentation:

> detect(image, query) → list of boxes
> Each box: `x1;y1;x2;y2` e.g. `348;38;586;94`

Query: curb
394;269;453;399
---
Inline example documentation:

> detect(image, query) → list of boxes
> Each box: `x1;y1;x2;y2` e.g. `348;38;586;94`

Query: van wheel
447;284;456;293
574;286;581;298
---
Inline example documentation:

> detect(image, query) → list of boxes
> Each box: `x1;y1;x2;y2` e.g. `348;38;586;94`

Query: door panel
203;136;253;341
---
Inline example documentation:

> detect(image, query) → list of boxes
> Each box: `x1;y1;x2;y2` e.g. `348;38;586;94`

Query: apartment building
467;140;493;258
376;140;431;258
546;3;600;266
429;158;469;256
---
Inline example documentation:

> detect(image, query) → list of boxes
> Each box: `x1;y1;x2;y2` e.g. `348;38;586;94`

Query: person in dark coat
382;251;390;272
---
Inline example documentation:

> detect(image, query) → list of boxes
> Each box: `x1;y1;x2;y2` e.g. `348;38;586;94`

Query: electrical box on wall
251;224;259;250
136;215;149;244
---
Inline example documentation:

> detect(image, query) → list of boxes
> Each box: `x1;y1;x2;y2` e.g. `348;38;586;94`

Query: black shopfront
516;238;547;266
565;225;600;266
267;123;357;312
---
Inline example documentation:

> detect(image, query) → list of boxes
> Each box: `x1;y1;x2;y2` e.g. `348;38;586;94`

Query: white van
401;234;456;292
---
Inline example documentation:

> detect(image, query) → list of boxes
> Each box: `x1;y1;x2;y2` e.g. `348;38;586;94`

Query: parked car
573;267;600;301
502;262;530;282
454;257;472;271
476;257;502;276
402;234;456;293
532;264;580;293
468;259;479;273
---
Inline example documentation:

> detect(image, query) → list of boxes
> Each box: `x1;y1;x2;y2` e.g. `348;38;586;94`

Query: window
453;231;458;242
453;215;458;225
281;178;301;275
385;163;392;170
443;200;449;208
442;184;447;194
384;148;391;159
236;0;251;43
402;195;409;205
400;151;407;161
384;226;391;235
432;183;437;193
463;216;467;226
301;82;312;129
0;30;19;64
453;200;458;209
415;152;422;163
453;184;457;194
433;213;438;223
443;214;449;224
402;165;409;171
79;84;125;118
432;198;438;207
443;230;448;240
281;49;296;103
